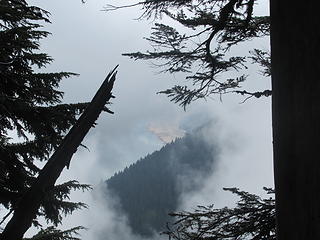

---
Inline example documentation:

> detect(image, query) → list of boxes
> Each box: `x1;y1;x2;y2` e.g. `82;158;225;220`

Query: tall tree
0;1;117;239
270;1;320;239
108;0;320;238
1;66;117;240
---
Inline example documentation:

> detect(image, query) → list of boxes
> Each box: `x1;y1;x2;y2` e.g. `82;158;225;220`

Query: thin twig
102;2;142;11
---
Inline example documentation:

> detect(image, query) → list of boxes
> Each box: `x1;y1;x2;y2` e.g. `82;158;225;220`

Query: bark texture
0;66;118;240
270;1;320;239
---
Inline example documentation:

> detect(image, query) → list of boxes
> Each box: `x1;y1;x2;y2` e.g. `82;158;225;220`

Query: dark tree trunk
0;66;118;240
270;1;320;239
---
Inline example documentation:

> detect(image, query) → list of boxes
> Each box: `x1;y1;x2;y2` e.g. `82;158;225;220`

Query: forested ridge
105;126;217;236
2;0;319;239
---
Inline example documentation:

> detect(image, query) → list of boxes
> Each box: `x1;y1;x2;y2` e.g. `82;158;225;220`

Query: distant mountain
105;127;217;237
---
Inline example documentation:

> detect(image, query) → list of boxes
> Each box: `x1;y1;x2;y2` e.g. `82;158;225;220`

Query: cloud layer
23;1;273;239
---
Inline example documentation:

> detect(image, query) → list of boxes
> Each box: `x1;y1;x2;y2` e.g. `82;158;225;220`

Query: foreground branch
162;188;276;240
0;66;118;240
234;89;272;102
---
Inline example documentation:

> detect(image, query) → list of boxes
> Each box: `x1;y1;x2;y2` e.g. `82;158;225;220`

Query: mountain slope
105;129;217;236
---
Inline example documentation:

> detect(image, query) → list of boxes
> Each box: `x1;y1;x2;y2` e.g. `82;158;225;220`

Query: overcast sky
26;1;273;239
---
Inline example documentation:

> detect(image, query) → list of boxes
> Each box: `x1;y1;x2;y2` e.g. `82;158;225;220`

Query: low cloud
179;98;274;210
59;95;273;240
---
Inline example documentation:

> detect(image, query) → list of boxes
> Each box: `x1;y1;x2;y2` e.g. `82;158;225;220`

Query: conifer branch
120;0;270;107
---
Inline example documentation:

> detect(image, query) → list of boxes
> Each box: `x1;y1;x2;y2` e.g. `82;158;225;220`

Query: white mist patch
69;185;166;240
178;99;273;211
55;185;138;240
80;186;137;240
57;134;164;240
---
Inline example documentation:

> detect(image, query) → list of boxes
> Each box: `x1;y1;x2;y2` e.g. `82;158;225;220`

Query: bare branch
102;2;143;12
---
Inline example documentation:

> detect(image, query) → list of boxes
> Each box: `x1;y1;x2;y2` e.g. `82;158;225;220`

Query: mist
19;1;274;239
56;94;272;240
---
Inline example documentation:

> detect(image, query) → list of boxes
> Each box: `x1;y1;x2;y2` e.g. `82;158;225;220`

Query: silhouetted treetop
0;1;116;239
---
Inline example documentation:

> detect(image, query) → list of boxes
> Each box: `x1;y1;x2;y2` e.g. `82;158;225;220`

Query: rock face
105;127;218;237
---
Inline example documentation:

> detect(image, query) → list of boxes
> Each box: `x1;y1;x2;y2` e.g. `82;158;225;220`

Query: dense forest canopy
106;127;216;237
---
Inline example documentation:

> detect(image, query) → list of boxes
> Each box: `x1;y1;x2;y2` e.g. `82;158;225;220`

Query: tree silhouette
163;188;275;240
1;66;117;240
0;1;117;239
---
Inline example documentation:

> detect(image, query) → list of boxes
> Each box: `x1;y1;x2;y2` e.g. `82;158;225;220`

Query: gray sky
25;0;273;239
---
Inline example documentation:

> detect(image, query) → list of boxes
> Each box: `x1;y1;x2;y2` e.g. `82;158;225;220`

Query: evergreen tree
0;1;116;239
270;1;320;239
